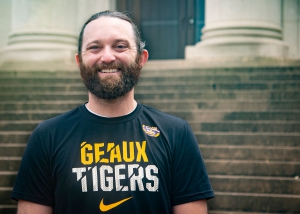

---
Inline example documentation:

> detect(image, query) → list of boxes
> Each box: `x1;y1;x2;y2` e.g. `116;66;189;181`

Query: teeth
101;69;118;73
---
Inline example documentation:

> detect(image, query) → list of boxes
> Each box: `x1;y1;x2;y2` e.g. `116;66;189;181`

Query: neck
86;90;137;117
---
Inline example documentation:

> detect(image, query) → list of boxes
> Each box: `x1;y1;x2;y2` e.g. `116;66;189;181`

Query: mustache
92;62;125;71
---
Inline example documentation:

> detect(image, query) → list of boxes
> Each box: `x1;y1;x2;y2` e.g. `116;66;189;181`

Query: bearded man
11;11;214;214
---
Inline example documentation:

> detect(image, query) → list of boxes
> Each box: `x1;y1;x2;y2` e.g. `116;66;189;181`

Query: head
76;11;148;100
78;10;145;58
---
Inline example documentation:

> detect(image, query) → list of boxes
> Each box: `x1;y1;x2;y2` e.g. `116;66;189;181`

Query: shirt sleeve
11;124;55;207
171;122;214;206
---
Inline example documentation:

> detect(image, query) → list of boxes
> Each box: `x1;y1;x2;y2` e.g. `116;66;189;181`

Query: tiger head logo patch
142;125;160;137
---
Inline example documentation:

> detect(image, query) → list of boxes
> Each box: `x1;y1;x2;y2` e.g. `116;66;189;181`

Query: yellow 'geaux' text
81;141;149;165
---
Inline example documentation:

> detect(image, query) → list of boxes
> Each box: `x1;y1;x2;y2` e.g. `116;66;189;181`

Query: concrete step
168;110;300;121
0;101;83;111
1;91;300;101
0;158;22;171
1;143;298;163
2;131;299;147
0;172;17;187
205;159;300;177
272;83;300;90
0;144;26;156
195;132;300;146
0;179;298;214
142;71;300;80
4;158;299;176
210;175;300;194
0;70;80;78
143;100;300;111
0;84;86;93
0;111;62;121
0;191;16;214
190;121;300;133
0;188;17;205
0;178;298;213
0;93;88;101
141;67;300;76
137;82;300;91
221;111;300;121
209;211;295;214
0;206;17;214
1;82;300;93
139;73;300;82
0;78;81;84
200;145;300;161
0;67;299;78
136;91;300;100
208;192;300;213
0;131;31;144
2;101;300;111
1;120;299;133
1;71;300;83
1;110;300;121
0;121;39;131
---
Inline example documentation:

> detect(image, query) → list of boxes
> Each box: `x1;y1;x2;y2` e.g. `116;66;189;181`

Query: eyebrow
115;39;130;43
85;38;130;48
85;40;100;48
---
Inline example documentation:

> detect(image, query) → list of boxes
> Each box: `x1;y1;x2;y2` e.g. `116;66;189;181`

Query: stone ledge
0;61;78;72
1;57;300;72
143;57;300;71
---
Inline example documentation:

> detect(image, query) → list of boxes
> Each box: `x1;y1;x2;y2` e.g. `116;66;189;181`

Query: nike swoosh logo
99;196;133;212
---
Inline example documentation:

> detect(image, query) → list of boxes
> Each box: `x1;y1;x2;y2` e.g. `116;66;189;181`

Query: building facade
0;0;299;71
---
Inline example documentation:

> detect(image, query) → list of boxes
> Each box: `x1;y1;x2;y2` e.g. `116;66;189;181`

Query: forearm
172;199;208;214
17;200;53;214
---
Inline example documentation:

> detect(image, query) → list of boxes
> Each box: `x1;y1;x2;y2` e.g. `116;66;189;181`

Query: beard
79;56;142;100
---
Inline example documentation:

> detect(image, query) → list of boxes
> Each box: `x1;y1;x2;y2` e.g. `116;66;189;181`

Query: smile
100;69;119;73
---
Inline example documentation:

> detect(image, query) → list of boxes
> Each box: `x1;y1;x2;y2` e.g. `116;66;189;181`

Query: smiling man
11;11;214;214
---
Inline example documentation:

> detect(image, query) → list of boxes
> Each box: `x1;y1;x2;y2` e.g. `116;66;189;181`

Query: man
11;11;214;213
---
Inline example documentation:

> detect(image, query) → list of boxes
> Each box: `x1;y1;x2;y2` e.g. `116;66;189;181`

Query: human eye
87;45;100;50
114;43;128;52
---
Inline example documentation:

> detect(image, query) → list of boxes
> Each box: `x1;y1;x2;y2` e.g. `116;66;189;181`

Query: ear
139;49;149;67
75;53;80;66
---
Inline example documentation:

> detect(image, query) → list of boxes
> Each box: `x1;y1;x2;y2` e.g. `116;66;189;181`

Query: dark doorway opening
116;0;204;60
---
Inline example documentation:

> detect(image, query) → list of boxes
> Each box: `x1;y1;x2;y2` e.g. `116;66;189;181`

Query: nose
100;47;116;63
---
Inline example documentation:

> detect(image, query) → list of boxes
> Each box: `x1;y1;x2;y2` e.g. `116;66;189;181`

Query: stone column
0;0;12;51
0;0;79;71
282;0;300;59
0;0;115;71
185;0;289;60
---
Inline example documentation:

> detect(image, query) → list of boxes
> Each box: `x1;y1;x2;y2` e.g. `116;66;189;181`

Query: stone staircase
0;66;300;213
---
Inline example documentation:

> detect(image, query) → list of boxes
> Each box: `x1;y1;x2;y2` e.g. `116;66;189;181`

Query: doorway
116;0;204;59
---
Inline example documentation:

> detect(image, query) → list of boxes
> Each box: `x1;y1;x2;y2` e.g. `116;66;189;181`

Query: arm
17;200;53;214
173;199;208;214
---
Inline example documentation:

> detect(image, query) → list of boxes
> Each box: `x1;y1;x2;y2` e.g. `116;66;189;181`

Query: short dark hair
77;10;145;55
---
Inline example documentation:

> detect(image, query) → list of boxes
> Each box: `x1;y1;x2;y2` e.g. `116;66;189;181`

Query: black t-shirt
12;103;214;213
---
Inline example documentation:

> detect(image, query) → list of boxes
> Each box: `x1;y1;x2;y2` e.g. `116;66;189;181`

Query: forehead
82;16;135;46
